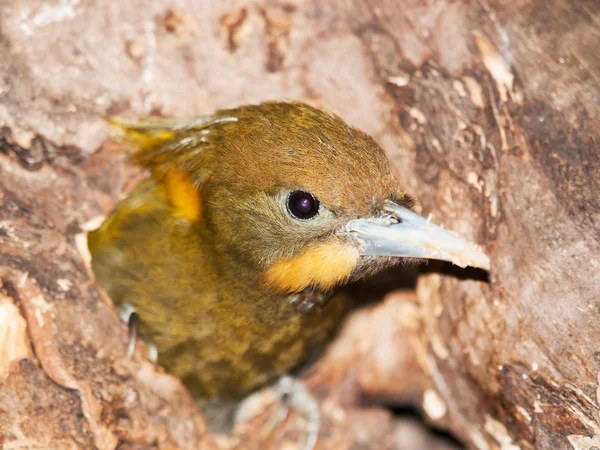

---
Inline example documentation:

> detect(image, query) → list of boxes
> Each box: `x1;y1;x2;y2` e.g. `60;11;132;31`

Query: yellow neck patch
164;169;202;222
264;240;360;293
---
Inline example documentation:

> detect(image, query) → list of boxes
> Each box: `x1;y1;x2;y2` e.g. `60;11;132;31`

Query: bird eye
287;190;320;220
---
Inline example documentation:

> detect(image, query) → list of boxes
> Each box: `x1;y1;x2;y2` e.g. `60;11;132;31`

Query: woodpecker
89;101;489;430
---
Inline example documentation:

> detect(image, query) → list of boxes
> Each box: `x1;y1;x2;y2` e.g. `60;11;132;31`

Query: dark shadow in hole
345;262;418;305
344;259;489;309
420;260;490;283
383;403;464;449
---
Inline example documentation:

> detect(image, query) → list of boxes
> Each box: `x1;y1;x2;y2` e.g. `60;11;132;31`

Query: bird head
112;102;489;295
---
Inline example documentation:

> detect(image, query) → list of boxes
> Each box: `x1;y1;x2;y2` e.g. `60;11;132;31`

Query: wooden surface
1;1;599;449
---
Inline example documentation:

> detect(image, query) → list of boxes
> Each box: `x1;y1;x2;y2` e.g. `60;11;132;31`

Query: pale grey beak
345;201;490;270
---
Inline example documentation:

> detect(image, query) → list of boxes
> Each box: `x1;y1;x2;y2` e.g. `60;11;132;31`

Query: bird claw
126;311;138;359
287;289;333;315
122;304;158;363
270;376;321;450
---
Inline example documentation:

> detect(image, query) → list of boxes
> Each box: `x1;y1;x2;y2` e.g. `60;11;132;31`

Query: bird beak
344;201;490;270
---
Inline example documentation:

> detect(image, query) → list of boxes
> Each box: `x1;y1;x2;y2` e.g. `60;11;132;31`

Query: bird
88;101;489;434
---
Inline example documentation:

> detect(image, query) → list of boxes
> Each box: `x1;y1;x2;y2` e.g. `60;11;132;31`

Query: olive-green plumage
89;102;409;409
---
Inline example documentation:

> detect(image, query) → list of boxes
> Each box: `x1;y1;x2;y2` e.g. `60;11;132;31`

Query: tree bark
1;1;598;449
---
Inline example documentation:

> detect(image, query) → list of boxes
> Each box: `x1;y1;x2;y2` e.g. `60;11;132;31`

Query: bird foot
269;376;321;450
234;376;320;449
287;289;333;314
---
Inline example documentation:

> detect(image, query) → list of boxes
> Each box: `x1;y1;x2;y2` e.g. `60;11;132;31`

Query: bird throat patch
264;240;360;293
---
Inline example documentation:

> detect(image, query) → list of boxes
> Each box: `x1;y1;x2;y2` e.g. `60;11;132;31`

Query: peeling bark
1;1;598;449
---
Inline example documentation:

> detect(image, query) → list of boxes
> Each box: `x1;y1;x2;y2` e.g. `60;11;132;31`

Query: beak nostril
390;216;401;225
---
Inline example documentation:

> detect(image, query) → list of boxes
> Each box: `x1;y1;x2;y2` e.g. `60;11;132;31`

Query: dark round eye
287;190;320;220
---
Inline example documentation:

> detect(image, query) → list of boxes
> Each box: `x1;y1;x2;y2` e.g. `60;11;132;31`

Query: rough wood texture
1;0;598;449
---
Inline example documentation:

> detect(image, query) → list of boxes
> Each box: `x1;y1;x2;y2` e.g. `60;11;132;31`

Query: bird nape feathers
89;101;489;425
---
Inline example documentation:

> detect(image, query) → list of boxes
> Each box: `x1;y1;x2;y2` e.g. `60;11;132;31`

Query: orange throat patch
264;240;360;293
